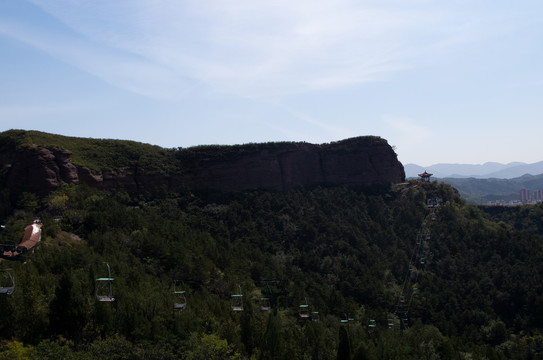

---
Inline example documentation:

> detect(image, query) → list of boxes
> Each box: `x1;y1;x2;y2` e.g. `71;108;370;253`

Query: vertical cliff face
0;135;405;195
175;137;404;192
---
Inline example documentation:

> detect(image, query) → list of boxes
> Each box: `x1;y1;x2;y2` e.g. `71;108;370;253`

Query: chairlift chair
260;297;271;311
312;311;320;322
0;269;14;295
340;313;352;323
387;318;395;329
299;304;310;318
96;263;115;302
231;285;243;311
173;281;187;310
368;319;377;329
299;298;310;319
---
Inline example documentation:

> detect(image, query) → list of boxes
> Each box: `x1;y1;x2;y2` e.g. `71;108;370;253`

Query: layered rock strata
0;136;405;194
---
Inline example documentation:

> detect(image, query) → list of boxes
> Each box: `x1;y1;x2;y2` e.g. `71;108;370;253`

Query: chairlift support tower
259;280;288;316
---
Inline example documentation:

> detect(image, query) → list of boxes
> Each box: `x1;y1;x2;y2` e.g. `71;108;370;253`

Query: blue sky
1;0;542;166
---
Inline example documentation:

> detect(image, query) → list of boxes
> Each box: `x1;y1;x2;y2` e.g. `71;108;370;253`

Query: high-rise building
520;188;530;203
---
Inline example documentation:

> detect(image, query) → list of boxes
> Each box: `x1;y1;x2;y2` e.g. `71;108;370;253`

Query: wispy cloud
1;0;497;98
0;17;192;99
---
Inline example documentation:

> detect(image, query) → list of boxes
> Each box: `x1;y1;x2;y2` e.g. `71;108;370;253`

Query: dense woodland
1;176;543;359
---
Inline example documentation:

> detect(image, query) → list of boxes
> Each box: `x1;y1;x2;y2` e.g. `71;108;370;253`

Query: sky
1;0;542;166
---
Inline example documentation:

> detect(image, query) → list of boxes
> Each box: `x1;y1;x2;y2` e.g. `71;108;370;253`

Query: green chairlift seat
231;285;243;311
299;303;310;319
298;297;312;319
173;281;187;310
96;263;115;302
387;318;395;329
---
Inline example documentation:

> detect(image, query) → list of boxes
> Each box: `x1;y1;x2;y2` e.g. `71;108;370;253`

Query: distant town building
536;190;543;202
520;188;529;203
520;188;543;205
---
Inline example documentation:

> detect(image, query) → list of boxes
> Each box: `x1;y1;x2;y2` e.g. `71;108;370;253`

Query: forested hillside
1;179;543;359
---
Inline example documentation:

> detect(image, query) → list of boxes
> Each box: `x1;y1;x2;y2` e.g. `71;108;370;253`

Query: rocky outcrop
0;136;405;195
1;146;79;194
174;137;405;192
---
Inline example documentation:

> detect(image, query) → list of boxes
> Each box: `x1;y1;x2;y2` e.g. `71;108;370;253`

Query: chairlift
173;281;187;310
312;311;320;322
260;297;271;311
340;313;352;323
299;298;311;319
0;269;14;295
96;263;115;302
299;304;310;319
231;285;243;312
387;318;394;329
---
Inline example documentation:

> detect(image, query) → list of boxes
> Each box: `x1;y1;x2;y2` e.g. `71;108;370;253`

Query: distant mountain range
438;173;543;204
404;161;543;179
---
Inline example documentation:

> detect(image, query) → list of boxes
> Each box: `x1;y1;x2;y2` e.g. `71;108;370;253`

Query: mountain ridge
405;161;543;179
0;130;405;195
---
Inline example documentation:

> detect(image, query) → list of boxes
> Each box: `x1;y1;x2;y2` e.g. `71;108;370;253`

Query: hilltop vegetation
0;129;176;174
0;130;404;196
1;176;543;359
0;130;384;174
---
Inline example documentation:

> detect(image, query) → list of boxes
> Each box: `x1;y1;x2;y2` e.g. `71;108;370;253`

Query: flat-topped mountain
0;130;405;195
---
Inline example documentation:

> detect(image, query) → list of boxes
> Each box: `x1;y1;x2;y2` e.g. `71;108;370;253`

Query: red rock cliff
0;136;405;194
